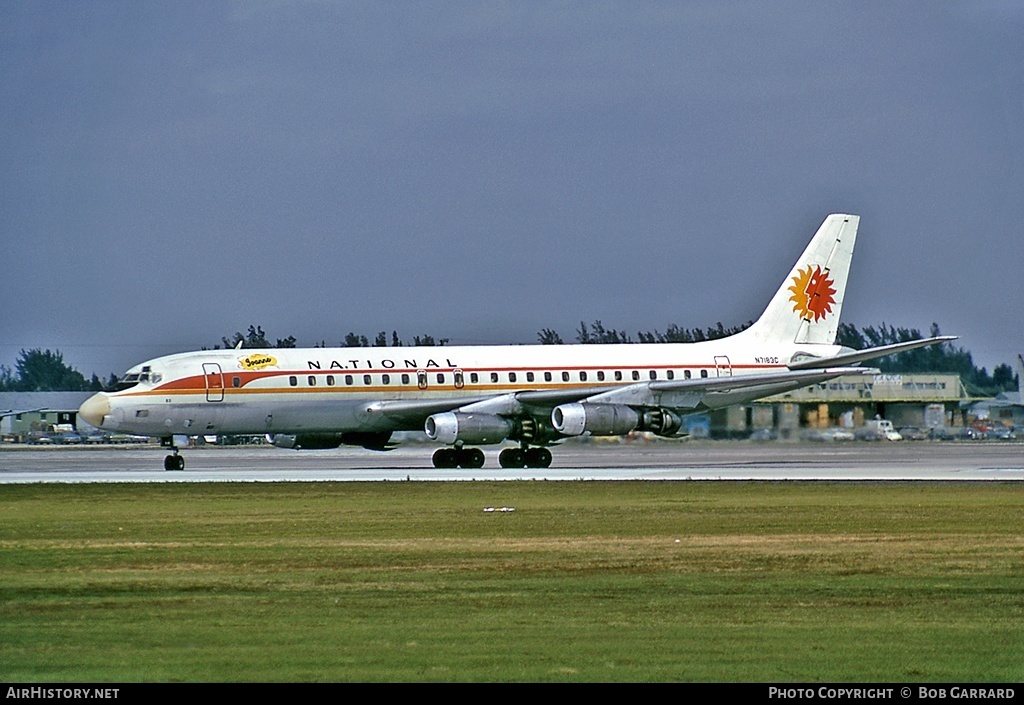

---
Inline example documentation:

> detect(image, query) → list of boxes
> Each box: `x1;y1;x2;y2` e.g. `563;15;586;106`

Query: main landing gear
431;446;485;469
431;445;552;469
500;446;552;469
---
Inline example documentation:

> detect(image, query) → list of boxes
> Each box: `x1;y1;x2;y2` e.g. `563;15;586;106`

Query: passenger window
289;376;298;386
402;373;410;385
382;374;390;385
470;372;478;384
233;376;241;388
491;372;499;383
436;373;445;384
544;372;552;382
363;374;372;385
579;371;587;381
308;376;316;386
562;371;570;382
684;370;691;380
649;370;657;380
667;370;674;380
700;369;708;378
614;371;623;381
509;372;517;383
632;371;640;381
526;372;534;382
327;375;335;386
597;371;605;381
345;375;354;385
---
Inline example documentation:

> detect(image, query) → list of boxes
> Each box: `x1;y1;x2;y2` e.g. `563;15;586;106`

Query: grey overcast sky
2;1;1023;379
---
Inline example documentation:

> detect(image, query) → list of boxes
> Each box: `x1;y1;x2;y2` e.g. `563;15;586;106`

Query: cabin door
714;356;733;377
203;363;225;402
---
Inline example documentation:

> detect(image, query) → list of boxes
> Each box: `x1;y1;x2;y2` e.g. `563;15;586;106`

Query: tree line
0;349;114;393
208;325;450;351
1;322;1017;395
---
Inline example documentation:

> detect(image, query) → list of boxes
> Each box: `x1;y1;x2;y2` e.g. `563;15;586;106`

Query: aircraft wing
365;388;614;424
368;366;877;425
787;336;957;370
580;366;875;409
357;336;957;436
365;395;496;425
0;408;44;419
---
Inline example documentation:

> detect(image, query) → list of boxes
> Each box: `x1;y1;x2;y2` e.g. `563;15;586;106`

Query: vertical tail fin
742;214;859;346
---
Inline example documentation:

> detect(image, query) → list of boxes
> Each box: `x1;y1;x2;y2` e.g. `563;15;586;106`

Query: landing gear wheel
498;448;526;469
164;454;185;471
433;447;486;469
432;448;459;469
458;447;485;469
524;447;552;468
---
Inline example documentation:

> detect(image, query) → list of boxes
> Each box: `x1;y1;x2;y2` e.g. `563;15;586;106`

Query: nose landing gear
163;453;185;471
162;438;185;471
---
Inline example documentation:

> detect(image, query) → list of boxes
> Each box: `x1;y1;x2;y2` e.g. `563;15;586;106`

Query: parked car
990;427;1017;441
54;431;83;445
803;427;855;442
964;427;987;440
897;427;928;441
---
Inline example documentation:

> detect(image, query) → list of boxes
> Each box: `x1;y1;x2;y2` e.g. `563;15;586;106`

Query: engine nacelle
551;403;683;437
425;412;513;445
551;403;640;436
639;408;683;437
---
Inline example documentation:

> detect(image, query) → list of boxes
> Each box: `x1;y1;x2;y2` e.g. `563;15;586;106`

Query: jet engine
551;403;639;437
425;412;513;445
551;403;682;437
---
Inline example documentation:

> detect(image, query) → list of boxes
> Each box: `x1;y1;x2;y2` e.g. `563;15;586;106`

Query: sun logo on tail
788;265;837;322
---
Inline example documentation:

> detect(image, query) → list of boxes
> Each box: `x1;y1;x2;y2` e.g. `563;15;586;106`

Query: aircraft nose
78;393;111;428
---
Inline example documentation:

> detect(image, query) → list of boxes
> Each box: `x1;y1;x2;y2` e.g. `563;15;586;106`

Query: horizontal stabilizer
787;336;957;371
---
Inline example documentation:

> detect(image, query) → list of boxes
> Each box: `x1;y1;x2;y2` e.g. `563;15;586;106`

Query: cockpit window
112;373;141;391
112;369;161;391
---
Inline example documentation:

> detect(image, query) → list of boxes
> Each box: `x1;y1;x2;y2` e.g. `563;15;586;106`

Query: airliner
78;214;954;470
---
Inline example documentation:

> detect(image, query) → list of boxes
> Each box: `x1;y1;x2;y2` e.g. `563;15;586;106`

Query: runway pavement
1;439;1022;482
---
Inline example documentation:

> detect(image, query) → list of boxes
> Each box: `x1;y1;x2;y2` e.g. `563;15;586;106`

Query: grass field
1;481;1022;682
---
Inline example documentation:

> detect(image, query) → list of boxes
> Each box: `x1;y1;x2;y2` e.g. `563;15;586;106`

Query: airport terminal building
712;372;975;437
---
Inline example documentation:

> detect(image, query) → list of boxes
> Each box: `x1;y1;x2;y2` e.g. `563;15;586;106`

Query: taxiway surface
1;440;1021;482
